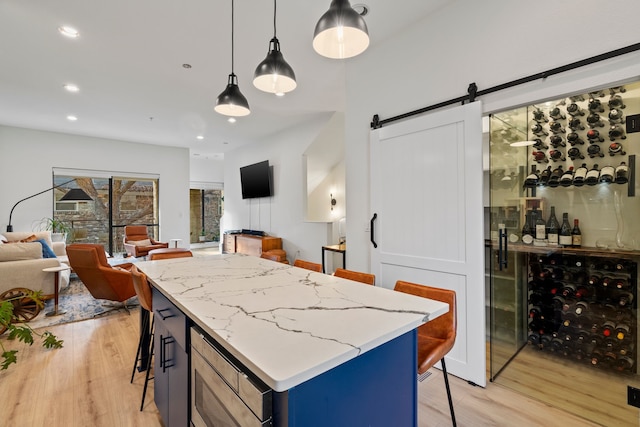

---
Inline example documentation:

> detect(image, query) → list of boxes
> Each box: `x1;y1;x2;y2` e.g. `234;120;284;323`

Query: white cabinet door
370;101;485;386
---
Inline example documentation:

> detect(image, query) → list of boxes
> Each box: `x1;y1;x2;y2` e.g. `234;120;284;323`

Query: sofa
0;231;71;298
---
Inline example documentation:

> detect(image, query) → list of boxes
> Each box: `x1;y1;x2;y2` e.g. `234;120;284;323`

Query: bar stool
333;268;375;285
147;247;193;260
130;265;154;411
293;259;323;272
394;280;457;426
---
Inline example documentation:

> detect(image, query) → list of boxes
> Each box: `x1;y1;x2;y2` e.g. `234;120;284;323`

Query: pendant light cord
273;0;277;38
231;0;235;74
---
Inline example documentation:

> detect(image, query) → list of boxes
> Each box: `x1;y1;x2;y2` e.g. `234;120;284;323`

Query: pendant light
313;0;369;59
215;0;250;117
253;0;296;95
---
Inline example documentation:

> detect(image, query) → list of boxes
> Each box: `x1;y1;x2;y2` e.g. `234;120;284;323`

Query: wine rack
527;252;637;374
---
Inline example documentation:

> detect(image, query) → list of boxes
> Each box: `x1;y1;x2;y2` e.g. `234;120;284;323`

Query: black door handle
370;213;378;248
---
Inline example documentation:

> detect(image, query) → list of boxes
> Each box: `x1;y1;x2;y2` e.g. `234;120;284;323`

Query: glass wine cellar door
487;81;640;426
488;108;529;380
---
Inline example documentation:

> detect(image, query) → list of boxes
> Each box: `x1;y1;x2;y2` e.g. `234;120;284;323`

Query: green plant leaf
7;325;35;345
41;332;64;349
1;350;18;370
0;301;13;326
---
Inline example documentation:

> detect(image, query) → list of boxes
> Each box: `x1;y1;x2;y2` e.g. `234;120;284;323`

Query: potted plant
42;218;70;243
199;229;206;242
0;290;63;369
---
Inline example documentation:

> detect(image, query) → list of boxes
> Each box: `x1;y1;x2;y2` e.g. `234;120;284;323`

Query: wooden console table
223;233;282;257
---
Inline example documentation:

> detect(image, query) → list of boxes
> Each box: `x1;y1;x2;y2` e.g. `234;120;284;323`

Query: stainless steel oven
190;327;273;427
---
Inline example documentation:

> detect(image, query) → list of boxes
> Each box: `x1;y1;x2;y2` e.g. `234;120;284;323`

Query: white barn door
370;102;485;386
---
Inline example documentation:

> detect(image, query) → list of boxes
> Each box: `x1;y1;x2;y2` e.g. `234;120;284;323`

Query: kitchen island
137;253;448;427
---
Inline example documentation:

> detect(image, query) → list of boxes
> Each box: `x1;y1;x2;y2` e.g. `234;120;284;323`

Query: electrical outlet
628;386;640;408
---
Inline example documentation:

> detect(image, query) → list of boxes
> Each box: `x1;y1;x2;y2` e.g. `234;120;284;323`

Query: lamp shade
253;38;297;94
59;188;92;201
215;73;251;117
313;0;369;59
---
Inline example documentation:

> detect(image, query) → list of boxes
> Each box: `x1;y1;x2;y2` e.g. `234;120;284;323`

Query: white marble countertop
137;253;448;392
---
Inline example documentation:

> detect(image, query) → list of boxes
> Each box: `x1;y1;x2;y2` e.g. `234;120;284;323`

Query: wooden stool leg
441;358;457;427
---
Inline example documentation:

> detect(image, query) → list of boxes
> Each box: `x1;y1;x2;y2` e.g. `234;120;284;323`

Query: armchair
123;225;168;258
66;244;136;308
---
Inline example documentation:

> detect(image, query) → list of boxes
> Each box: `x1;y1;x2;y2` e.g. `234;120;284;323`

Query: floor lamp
6;179;92;232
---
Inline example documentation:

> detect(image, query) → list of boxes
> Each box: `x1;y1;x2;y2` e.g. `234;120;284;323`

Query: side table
321;244;346;274
42;265;71;317
170;238;183;248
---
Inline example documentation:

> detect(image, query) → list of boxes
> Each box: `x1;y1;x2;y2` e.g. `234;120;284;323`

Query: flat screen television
240;160;273;199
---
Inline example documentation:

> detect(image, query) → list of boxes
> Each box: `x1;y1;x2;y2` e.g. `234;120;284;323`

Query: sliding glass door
52;171;159;255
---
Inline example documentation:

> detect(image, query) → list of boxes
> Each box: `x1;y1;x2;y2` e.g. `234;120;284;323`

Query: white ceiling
0;0;451;159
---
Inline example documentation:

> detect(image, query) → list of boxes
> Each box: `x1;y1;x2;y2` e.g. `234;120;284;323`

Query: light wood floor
1;312;603;427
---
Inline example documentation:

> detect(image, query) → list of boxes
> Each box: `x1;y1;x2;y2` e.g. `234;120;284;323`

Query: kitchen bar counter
137;253;448;392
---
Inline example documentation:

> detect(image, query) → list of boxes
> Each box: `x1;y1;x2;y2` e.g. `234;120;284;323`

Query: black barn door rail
371;41;640;130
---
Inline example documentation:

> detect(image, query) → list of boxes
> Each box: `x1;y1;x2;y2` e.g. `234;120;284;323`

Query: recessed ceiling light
196;135;204;140
58;26;79;38
182;64;192;69
67;115;78;121
228;117;237;124
63;84;79;92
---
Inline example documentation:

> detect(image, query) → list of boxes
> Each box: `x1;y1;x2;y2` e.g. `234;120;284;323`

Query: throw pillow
20;234;38;243
131;239;152;246
35;238;57;258
0;234;5;244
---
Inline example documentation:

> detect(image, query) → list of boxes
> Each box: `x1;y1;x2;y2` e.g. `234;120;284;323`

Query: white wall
223;116;335;264
190;155;224;188
345;0;640;272
0;125;190;244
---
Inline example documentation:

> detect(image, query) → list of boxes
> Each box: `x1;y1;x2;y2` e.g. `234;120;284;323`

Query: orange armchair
123;225;168;258
66;244;136;305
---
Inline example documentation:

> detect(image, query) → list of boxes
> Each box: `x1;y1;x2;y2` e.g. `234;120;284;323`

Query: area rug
25;278;138;331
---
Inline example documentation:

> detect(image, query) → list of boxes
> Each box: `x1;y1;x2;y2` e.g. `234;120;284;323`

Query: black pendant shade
253;37;297;94
215;73;251;117
215;0;250;117
313;0;369;59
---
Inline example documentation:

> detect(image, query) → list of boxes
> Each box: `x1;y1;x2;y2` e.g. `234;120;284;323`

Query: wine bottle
559;213;572;247
567;148;584;161
539;166;552;186
608;108;624;124
588;98;605;112
559;167;575;186
573;163;588;186
591;347;604;366
608;94;626;109
616;356;634;372
546;207;560;245
534;208;546;240
615;162;629;184
561;282;577;298
574;300;589;315
585;164;600;185
548;165;564;188
601;276;613;288
572;219;582;247
522;210;534;245
531;123;548;136
549;121;565;134
609;86;626;95
608;125;626;141
532;151;549;163
619;342;635;357
567;132;585;146
602;320;615;337
616;290;634;307
588;273;601;286
549;107;566;120
532;138;549;150
608;142;626;156
586;129;604;143
566;102;585;116
587;113;605;128
568;118;585;131
549;134;565;147
615;322;631;340
549;149;565;162
527;331;541;346
587;144;604;158
523;165;540;188
599;165;615;183
532;109;548;122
